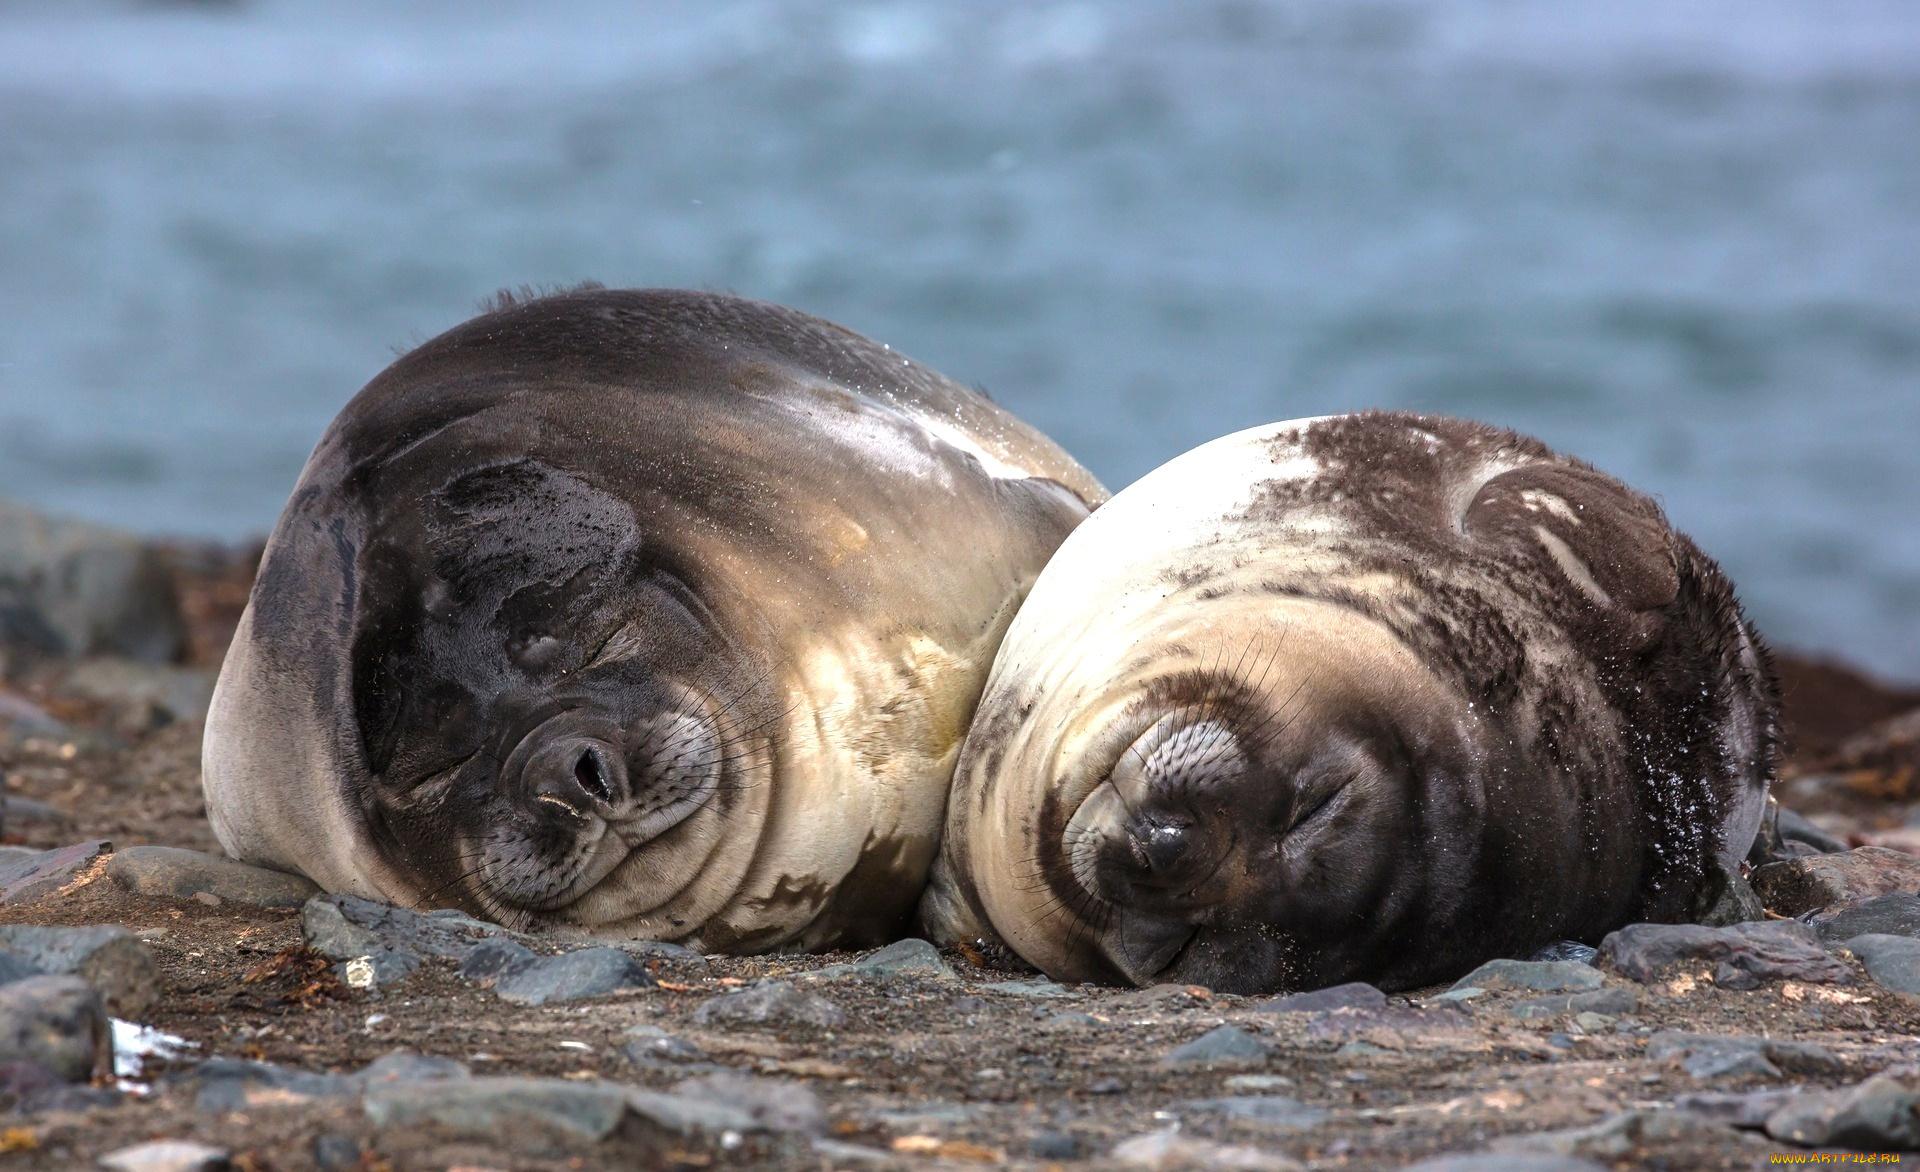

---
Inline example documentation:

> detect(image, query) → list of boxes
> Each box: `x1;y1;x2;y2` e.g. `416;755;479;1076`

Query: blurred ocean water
1;0;1918;674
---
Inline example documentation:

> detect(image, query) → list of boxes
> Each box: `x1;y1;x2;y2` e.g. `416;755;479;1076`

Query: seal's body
921;412;1776;993
204;288;1104;952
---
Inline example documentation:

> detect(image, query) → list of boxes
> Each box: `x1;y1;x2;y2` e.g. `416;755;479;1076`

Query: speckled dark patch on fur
1238;411;1777;924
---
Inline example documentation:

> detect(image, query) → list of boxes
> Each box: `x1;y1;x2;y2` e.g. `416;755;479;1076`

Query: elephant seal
920;412;1777;992
203;287;1104;952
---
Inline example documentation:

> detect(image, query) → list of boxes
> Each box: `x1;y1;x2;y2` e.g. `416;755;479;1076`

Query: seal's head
344;456;779;933
923;411;1774;993
961;601;1500;995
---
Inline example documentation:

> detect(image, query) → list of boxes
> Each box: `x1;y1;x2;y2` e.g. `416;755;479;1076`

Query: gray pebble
0;692;67;740
673;1071;826;1134
1509;988;1639;1021
1252;982;1386;1013
2;796;70;827
870;1100;979;1130
1817;894;1920;943
1161;1024;1269;1065
310;1135;361;1171
0;949;42;986
1109;1129;1300;1170
803;937;956;983
1674;1088;1804;1128
1179;1095;1327;1128
1599;919;1853;987
494;947;651;1006
981;978;1074;998
1751;847;1920;919
1681;1046;1779;1080
1028;1131;1081;1159
0;923;159;1017
1490;1108;1728;1159
0;839;113;907
1846;932;1920;996
302;894;507;962
105;845;319;909
854;937;955;980
1776;807;1849;854
1647;1031;1844;1078
60;659;214;723
362;1076;635;1143
692;980;846;1030
1452;959;1603;994
170;1058;358;1112
0;504;187;663
1401;1156;1609;1172
358;1050;470;1085
0;1057;119;1112
622;1037;708;1066
1309;1006;1472;1040
1765;1076;1920;1149
459;938;537;981
0;975;110;1082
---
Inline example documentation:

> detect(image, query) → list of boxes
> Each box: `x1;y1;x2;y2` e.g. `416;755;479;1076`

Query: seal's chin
467;818;619;917
1154;925;1301;994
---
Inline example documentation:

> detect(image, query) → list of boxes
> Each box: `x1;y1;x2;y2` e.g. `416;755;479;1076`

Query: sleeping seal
203;287;1104;952
920;412;1776;992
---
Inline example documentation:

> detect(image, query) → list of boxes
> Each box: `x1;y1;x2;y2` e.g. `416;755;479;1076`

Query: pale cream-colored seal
921;411;1775;991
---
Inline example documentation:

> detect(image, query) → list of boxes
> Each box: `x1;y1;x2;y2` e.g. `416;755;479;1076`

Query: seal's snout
1122;816;1200;887
525;735;629;819
1066;714;1249;907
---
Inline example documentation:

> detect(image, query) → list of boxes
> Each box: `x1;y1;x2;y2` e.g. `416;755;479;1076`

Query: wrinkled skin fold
920;412;1778;993
203;287;1104;952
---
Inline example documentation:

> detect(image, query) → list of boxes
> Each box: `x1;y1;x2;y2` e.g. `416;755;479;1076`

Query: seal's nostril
574;751;611;802
1126;819;1193;877
1144;821;1191;872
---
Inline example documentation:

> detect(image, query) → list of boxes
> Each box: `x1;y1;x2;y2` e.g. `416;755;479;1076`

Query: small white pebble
558;1040;592;1052
363;1014;389;1029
